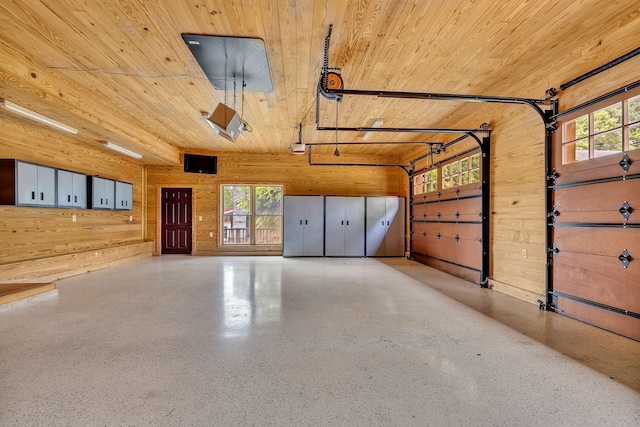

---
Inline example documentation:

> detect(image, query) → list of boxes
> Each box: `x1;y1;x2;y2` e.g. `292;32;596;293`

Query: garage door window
562;94;640;164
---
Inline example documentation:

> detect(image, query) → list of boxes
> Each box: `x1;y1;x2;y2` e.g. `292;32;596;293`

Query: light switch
72;214;76;222
209;232;213;237
129;215;133;222
199;216;203;221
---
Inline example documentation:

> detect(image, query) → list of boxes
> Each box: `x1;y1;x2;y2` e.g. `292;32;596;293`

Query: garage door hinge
548;243;560;258
547;168;558;184
547;206;559;221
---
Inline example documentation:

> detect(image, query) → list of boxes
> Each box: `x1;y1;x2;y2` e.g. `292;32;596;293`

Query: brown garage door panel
412;253;481;283
555;152;640;186
556;297;640;342
554;179;640;224
422;198;482;222
553;227;640;257
416;185;482;203
415;222;482;240
412;234;482;269
553;252;640;313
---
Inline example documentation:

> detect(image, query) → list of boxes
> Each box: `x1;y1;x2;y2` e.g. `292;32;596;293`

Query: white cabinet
0;160;56;207
366;197;405;256
115;181;133;211
88;176;115;210
56;169;87;208
283;195;324;256
325;196;365;256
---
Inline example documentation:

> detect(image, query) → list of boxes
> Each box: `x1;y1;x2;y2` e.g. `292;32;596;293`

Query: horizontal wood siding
0;118;149;280
146;153;407;255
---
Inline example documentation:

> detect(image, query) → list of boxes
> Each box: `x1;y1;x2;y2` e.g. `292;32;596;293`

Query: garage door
411;150;484;283
551;93;640;341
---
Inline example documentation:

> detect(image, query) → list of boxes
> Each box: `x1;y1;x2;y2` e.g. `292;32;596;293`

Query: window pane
562;138;589;164
470;169;480;183
575;115;589;139
224;186;250;214
443;177;451;189
594;129;622;157
630;123;640;150
451;161;459;174
443;164;450;177
255;216;281;245
430;181;437;192
471;154;480;169
461;158;469;171
451;175;459;186
460;172;469;185
431;169;438;181
630;95;640;123
413;176;421;186
594;103;622;134
255;186;282;215
224;215;250;244
414;185;422;195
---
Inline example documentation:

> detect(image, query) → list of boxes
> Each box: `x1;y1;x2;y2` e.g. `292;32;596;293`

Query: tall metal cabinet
366;196;405;256
283;195;324;256
325;196;365;256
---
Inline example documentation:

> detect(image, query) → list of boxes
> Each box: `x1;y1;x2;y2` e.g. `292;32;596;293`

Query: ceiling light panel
181;35;273;92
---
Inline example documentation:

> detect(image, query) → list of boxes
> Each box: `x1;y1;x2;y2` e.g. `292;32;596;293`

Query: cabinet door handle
40;192;44;201
74;195;78;203
31;191;36;200
381;221;384;226
341;220;344;225
387;221;389;226
68;195;71;202
300;220;302;225
346;220;349;225
106;198;108;205
305;220;308;225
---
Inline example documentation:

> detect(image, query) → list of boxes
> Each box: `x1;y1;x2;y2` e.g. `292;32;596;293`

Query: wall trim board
488;278;541;306
0;241;153;283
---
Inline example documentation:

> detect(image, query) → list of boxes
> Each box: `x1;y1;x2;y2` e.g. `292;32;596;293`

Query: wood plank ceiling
0;1;639;164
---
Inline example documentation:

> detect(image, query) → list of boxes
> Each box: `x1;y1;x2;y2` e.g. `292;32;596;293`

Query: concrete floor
0;256;638;426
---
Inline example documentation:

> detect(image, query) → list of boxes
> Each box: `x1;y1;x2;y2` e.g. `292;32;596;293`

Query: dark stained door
161;188;192;254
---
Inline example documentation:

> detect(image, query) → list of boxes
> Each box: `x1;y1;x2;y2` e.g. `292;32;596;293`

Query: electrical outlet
129;215;133;222
209;232;213;237
199;216;203;221
72;214;76;222
522;249;527;259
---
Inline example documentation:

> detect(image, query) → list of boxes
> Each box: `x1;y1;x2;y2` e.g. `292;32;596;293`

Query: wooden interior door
161;188;192;254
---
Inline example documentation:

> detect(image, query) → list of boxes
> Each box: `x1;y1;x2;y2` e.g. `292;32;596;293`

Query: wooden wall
146;152;408;256
0;117;152;283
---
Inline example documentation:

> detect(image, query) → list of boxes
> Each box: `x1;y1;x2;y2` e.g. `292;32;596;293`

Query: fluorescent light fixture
362;118;383;140
103;141;142;159
0;98;78;134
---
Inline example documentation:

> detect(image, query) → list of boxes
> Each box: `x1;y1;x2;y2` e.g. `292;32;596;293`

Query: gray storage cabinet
325;196;365;256
56;169;87;208
365;196;405;256
88;176;115;209
115;181;133;211
0;159;56;207
283;195;324;256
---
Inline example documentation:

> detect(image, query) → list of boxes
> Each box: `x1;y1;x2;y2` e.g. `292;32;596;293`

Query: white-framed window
222;185;283;245
413;169;438;195
442;153;480;189
562;94;640;164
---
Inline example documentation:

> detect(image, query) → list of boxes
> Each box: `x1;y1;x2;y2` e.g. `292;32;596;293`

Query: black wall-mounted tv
184;154;217;174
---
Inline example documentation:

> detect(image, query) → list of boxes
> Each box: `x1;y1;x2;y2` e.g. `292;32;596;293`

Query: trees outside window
222;185;282;245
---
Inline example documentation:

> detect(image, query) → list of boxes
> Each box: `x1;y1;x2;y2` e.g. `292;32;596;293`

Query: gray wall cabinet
56;169;87;208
